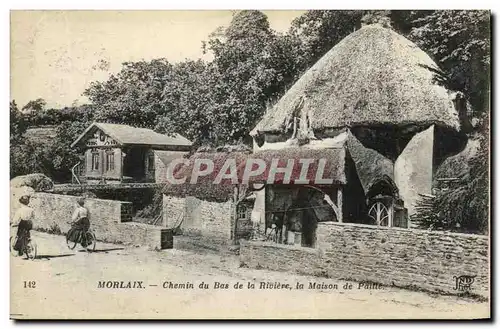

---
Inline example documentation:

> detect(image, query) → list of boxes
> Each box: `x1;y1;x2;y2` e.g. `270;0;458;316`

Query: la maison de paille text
97;280;384;290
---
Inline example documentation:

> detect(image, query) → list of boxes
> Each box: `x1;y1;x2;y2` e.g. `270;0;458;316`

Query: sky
10;10;305;109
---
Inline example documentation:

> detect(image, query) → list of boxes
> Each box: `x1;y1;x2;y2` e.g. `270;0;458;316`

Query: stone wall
162;195;186;227
27;192;170;249
162;195;235;243
240;241;324;276
240;222;489;297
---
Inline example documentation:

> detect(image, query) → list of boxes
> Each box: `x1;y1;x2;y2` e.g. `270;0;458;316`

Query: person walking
11;195;34;256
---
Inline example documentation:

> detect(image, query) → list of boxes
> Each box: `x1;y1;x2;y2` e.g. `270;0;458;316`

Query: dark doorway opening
123;147;147;182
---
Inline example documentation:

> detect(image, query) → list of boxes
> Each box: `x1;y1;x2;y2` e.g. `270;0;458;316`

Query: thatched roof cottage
249;16;469;241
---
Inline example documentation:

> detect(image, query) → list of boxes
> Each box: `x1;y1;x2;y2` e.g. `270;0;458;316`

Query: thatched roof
160;133;400;201
434;137;480;182
243;148;346;185
251;24;460;136
345;131;395;195
161;147;347;201
162;152;249;202
71;122;192;149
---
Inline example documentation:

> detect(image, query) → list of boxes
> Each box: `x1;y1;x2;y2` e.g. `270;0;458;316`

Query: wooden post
232;186;239;245
337;187;343;223
119;149;123;183
99;149;105;183
389;202;394;227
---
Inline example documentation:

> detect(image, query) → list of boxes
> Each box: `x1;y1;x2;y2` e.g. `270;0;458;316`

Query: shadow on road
78;247;125;253
36;254;75;260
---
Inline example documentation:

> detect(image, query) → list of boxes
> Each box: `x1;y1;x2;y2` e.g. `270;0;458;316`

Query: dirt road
10;231;489;319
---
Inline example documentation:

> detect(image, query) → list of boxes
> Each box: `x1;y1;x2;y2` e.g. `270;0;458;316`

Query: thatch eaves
162;152;248;202
243;147;346;185
345;131;395;195
434;137;480;182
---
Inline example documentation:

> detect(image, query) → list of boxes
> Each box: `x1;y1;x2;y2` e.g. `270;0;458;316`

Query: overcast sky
10;10;305;109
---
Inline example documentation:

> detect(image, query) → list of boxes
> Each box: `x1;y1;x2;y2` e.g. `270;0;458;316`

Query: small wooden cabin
71;122;192;184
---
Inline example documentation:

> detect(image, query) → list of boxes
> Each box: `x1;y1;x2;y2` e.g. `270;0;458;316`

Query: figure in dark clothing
67;198;90;247
11;195;34;256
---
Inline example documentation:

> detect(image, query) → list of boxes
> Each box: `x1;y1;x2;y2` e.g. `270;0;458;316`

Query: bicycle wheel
84;232;96;252
10;236;18;256
25;240;37;260
66;232;77;250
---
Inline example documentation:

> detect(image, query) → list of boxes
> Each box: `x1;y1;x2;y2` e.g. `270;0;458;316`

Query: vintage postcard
9;10;491;320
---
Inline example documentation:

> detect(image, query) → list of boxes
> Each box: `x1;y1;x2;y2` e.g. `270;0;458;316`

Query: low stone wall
240;241;324;276
163;195;233;243
27;192;170;249
240;222;489;297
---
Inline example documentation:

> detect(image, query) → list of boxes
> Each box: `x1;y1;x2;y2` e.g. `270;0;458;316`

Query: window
147;153;155;171
237;204;247;220
91;150;99;171
106;152;115;171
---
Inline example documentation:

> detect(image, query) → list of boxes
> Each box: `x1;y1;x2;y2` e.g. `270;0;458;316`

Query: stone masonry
163;195;233;243
26;192;171;250
240;222;489;297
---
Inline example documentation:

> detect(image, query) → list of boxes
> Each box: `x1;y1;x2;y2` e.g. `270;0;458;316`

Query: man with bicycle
11;195;34;256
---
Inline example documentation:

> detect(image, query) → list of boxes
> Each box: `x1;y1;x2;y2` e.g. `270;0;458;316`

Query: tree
10;101;27;144
83;59;173;129
198;10;299;144
49;120;90;181
408;10;490;116
21;98;46;114
288;10;365;73
156;59;214;144
408;11;490;234
10;101;94;181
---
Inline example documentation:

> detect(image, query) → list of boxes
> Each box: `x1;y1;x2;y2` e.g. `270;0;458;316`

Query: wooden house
70;122;192;184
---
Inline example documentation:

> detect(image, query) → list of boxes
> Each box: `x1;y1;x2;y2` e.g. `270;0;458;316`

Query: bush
412;123;489;234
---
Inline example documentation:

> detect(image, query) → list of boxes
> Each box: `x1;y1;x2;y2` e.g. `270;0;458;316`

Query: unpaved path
10;231;489;319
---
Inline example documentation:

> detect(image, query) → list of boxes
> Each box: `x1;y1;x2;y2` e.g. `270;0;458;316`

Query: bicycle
265;224;280;243
66;222;96;252
10;231;37;260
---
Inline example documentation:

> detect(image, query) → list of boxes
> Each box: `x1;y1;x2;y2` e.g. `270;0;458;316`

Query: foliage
156;59;213;143
408;10;490;115
10;101;27;144
288;10;364;73
158;10;301;146
412;114;489;234
83;59;173;129
21;98;46;114
407;10;490;234
200;10;298;144
10;102;93;182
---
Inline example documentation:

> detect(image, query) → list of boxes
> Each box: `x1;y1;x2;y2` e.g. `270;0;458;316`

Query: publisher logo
453;275;476;291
